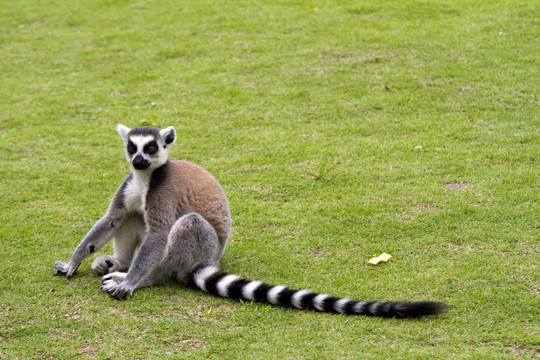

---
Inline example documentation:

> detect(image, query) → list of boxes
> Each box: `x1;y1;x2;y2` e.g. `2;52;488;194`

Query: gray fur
55;124;231;299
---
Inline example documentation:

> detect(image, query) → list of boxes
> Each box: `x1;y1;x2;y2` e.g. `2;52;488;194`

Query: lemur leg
145;212;221;287
91;214;145;275
170;213;222;285
102;213;221;296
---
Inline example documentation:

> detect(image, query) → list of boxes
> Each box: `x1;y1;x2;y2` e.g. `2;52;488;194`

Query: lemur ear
160;126;176;146
117;124;130;143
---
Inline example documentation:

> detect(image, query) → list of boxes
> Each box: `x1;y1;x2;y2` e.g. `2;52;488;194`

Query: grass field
1;0;538;358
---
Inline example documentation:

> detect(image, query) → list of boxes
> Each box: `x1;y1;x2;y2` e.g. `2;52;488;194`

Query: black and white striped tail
188;265;447;318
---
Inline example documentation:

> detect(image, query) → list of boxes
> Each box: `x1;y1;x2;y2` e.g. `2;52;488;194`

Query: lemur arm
54;179;130;278
100;203;177;299
126;226;171;284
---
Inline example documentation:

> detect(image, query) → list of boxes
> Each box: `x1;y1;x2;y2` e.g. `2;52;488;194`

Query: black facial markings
144;140;159;155
132;154;150;170
89;245;96;254
126;141;137;156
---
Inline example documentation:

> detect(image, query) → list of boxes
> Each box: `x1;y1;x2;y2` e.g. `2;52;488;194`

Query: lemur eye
127;146;135;154
148;146;156;153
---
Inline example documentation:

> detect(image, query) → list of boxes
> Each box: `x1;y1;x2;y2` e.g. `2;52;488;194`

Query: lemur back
143;160;231;249
54;124;447;319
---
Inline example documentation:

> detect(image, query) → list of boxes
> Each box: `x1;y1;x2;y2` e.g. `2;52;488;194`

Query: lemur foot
101;272;133;300
91;255;124;276
102;271;128;284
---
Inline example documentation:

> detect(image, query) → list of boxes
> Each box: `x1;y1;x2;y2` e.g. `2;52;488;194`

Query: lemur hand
54;261;80;279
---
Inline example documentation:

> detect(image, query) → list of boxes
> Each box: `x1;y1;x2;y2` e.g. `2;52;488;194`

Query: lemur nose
132;155;150;170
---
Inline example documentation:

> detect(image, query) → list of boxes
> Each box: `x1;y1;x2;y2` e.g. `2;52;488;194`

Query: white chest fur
123;173;151;214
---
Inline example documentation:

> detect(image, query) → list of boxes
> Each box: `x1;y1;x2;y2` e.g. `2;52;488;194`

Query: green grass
1;0;539;358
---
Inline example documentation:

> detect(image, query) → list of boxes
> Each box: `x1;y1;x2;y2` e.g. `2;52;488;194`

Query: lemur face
117;125;176;171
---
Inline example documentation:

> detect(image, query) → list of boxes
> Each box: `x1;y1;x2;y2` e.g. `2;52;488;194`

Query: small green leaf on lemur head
140;114;159;127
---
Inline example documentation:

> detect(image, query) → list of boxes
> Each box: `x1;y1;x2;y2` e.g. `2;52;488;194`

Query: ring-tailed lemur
54;125;447;318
